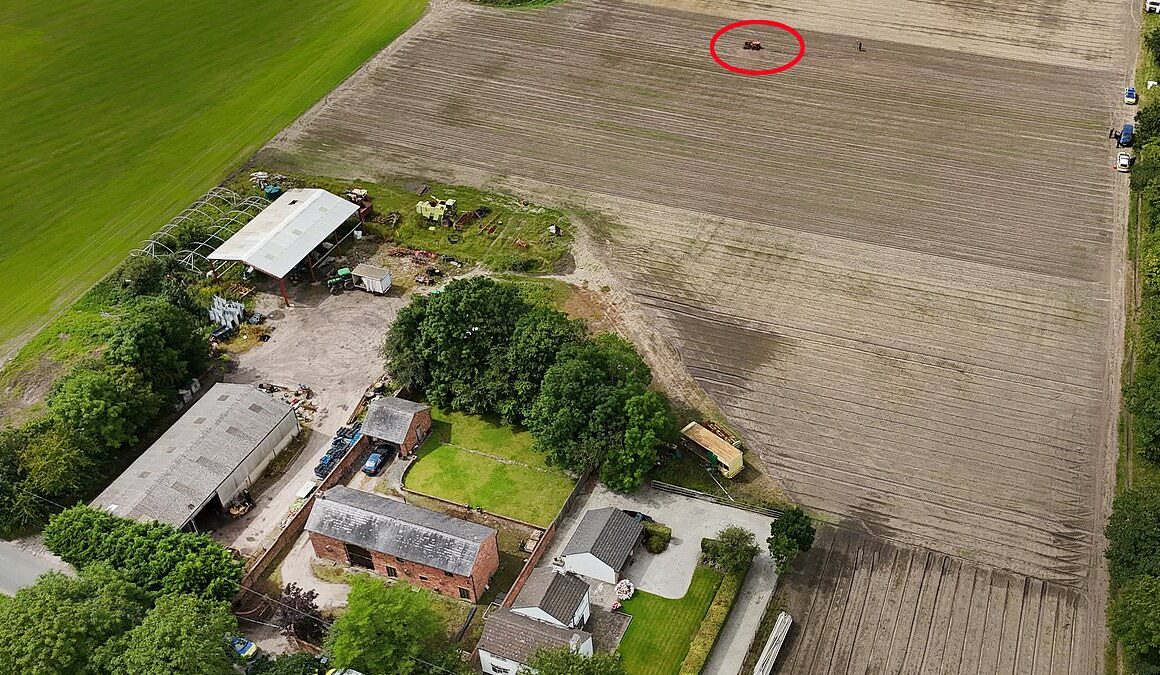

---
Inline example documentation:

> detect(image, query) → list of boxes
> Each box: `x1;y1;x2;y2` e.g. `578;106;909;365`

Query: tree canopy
47;362;161;453
326;577;445;675
44;505;242;601
104;296;208;395
1109;576;1160;670
1105;482;1160;585
0;564;151;674
768;507;816;574
95;593;238;675
703;526;759;576
523;648;628;675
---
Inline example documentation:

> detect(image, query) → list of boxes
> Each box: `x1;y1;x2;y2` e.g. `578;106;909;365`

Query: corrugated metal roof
361;396;429;444
511;569;589;626
561;508;642;570
91;384;293;528
208;189;358;279
681;422;743;465
478;608;591;664
306;486;495;576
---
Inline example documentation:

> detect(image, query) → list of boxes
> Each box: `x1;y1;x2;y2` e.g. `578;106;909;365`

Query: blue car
362;452;386;476
1126;87;1139;105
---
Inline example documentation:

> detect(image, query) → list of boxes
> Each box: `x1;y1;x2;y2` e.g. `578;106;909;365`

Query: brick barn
361;396;432;457
305;486;499;601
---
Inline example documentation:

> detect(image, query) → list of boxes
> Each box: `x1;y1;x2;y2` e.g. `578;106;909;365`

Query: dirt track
259;0;1130;670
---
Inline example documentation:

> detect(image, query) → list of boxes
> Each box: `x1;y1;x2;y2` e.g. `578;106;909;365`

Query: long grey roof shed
362;396;430;444
562;507;643;570
91;383;297;528
306;486;495;576
478;608;591;664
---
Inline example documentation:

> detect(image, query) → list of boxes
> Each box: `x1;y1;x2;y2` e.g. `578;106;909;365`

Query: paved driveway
0;540;71;595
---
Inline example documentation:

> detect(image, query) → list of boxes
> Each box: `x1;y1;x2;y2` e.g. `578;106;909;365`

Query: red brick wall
308;530;497;602
399;409;433;456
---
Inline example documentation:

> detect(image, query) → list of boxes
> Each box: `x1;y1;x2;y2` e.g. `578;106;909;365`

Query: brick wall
308;530;499;602
399;409;433;456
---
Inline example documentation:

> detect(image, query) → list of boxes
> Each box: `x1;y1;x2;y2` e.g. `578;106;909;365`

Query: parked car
1126;87;1139;105
1119;123;1135;148
362;452;386;476
1117;152;1133;172
229;636;258;660
623;510;655;523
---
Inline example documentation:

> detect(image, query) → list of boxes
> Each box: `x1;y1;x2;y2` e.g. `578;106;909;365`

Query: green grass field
0;0;427;358
429;406;549;469
617;567;724;675
403;437;574;527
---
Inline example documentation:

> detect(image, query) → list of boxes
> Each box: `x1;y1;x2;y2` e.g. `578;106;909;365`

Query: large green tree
499;306;584;424
768;507;816;574
104;297;208;394
250;652;323;675
704;526;759;576
1106;482;1160;585
47;362;161;453
1110;576;1160;670
17;419;94;497
601;391;674;491
44;505;242;601
0;564;151;674
95;593;238;675
523;648;627;675
326;577;444;675
526;334;651;473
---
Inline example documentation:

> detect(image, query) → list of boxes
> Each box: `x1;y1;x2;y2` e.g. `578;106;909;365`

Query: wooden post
307;256;316;282
279;278;291;307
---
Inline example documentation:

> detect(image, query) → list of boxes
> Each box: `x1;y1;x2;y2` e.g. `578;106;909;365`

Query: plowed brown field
261;0;1130;670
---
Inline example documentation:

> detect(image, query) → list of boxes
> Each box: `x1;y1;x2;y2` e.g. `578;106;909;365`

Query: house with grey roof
477;608;593;675
510;569;591;629
91;383;298;530
361;396;432;456
560;507;643;584
306;486;499;601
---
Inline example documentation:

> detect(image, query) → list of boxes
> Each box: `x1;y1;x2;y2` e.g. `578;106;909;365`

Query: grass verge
678;562;750;674
618;566;724;675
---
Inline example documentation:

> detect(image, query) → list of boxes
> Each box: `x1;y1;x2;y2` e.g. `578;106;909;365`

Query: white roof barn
208;188;358;279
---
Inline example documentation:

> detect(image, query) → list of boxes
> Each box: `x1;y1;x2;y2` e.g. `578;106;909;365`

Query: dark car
623;510;655;523
362;452;386;476
1119;123;1135;148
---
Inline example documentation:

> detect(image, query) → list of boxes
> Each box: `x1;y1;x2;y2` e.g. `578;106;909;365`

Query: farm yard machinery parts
417;197;457;224
326;267;354;293
226;490;255;517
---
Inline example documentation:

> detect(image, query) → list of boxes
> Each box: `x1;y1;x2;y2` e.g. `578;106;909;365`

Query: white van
1148;0;1160;13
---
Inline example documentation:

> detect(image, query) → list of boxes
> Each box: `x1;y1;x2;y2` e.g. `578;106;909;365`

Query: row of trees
0;255;210;536
702;509;816;577
1113;31;1160;673
385;277;676;490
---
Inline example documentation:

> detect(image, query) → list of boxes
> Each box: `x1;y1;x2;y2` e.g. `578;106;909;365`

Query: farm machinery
417;198;457;225
326;267;353;293
743;40;764;50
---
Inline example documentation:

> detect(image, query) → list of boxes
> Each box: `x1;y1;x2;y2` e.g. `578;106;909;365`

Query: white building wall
215;411;299;505
511;606;563;628
577;636;594;657
562;552;616;584
479;649;525;675
573;592;591;628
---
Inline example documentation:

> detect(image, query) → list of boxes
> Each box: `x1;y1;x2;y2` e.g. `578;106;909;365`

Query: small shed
560;508;642;584
351;264;392;295
208;189;359;305
361;396;432;456
680;422;743;478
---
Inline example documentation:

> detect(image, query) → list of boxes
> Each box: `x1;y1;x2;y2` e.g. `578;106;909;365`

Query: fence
651;481;784;518
501;470;594;608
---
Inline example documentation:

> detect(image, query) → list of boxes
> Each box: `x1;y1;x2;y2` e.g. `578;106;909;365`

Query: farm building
208;188;359;305
560;507;642;584
361;396;432;457
91;383;298;530
510;568;591;630
680;422;743;479
306;486;499;601
477;608;593;675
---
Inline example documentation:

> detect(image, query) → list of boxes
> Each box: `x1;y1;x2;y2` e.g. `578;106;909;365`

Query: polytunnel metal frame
130;187;270;276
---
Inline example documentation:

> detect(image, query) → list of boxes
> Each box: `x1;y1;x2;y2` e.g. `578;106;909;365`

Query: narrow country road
703;556;779;675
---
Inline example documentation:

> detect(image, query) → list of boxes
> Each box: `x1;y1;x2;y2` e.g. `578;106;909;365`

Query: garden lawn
403;440;573;527
430;406;548;468
0;0;427;359
617;567;724;675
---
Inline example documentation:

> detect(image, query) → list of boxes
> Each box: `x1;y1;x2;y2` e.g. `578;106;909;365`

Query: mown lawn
617;567;724;675
403;439;573;527
429;406;549;469
0;0;427;358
